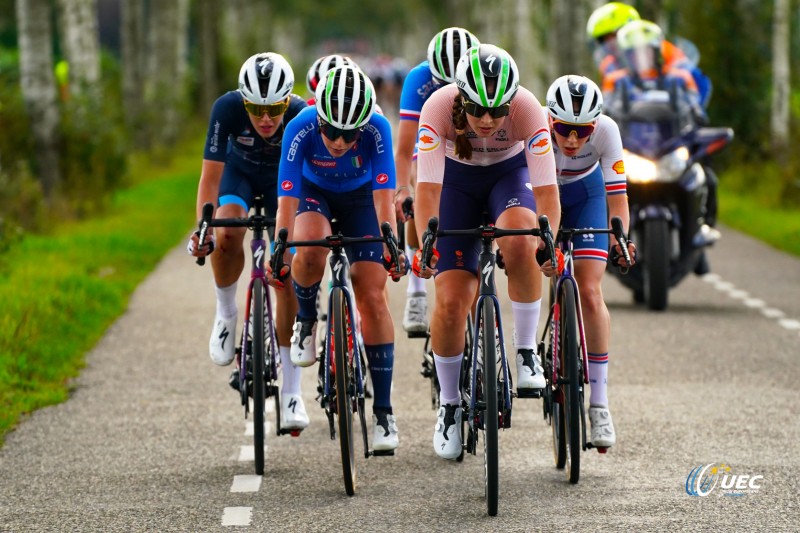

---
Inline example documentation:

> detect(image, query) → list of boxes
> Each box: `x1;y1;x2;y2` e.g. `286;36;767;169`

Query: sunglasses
318;120;363;143
552;120;596;139
243;98;290;118
462;99;511;119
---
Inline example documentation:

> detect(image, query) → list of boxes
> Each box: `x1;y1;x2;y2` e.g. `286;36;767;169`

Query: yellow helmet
586;2;641;40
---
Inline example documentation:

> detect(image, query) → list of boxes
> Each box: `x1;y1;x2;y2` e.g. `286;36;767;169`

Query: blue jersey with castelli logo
203;91;307;175
398;60;442;122
278;105;396;197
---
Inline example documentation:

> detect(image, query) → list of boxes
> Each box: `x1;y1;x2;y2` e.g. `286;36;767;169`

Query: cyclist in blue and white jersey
272;65;405;452
545;75;637;449
395;27;479;336
187;52;310;432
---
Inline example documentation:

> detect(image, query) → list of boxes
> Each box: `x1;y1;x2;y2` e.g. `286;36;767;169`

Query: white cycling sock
511;299;541;349
588;352;609;407
434;352;463;406
215;282;238;320
280;345;302;396
406;244;427;295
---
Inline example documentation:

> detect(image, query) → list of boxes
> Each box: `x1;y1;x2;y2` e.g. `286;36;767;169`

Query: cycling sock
293;280;321;320
511;299;541;349
215;282;238;320
279;345;301;396
365;343;394;413
406;245;427;295
434;352;463;405
588;352;609;407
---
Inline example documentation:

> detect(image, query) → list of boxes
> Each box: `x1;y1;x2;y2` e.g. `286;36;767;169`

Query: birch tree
57;0;100;97
16;0;61;199
121;0;146;144
771;0;790;157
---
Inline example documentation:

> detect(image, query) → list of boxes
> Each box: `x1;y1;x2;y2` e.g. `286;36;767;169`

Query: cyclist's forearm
414;182;441;244
275;196;299;242
196;159;224;220
607;194;630;235
533;184;561;232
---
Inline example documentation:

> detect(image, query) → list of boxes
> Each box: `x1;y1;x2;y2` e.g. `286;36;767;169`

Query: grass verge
0;146;200;446
719;188;800;257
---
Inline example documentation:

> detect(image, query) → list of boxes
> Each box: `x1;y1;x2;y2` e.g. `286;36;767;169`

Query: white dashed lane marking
703;273;800;335
222;507;252;527
230;475;262;493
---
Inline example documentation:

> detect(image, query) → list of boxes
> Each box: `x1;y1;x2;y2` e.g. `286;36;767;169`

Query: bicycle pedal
279;427;304;437
516;388;543;399
596;446;608;454
371;449;395;457
406;331;428;339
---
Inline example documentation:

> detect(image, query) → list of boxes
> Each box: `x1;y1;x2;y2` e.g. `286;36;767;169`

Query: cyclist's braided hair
452;93;472;160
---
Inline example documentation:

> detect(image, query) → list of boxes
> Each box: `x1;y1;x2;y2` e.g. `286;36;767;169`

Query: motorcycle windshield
622;100;682;158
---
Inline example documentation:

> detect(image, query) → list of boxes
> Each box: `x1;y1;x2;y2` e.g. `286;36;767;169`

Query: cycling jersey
278;105;396;197
398;61;442;123
416;84;557;187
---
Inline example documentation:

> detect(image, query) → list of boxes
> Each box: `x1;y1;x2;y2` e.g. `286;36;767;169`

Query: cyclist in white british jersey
545;74;637;449
413;44;561;460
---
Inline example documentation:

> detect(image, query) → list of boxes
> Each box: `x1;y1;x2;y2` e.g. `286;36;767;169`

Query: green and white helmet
455;44;519;107
315;65;375;129
427;27;480;84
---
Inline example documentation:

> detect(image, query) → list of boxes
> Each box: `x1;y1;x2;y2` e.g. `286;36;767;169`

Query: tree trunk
16;0;61;199
771;0;790;157
121;0;146;145
57;0;101;96
197;0;220;112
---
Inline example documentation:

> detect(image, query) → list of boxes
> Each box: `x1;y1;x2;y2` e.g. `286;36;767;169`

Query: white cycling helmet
427;27;480;84
306;54;358;94
315;65;375;130
546;75;604;124
238;52;294;105
455;44;519;107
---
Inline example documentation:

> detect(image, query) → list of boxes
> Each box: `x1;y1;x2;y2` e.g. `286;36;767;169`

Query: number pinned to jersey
527;129;551;156
418;124;440;152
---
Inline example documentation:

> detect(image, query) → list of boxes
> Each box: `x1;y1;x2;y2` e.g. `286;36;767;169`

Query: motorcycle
606;85;733;310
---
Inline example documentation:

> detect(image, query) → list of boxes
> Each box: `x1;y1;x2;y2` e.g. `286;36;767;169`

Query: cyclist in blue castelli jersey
545;75;637;449
395;26;479;336
187;52;311;432
272;65;406;452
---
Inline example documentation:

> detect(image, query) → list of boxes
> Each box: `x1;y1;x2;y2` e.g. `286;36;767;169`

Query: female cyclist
272;65;405;452
187;52;311;432
395;27;480;336
413;44;561;460
545;74;637;448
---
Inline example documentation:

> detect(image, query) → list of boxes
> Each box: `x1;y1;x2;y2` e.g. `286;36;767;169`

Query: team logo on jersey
305;197;320;205
352;155;363;168
236;136;254;146
375;173;389;185
612;160;626;174
418;124;440;152
527;129;551;156
281;180;293;191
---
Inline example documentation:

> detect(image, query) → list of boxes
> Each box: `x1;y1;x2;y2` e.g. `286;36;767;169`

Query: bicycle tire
480;299;499;516
252;281;266;476
332;289;356;496
560;284;581;484
547;287;567;469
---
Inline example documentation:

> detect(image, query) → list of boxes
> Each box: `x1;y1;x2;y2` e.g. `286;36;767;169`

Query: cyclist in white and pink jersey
545;74;637;450
412;44;561;460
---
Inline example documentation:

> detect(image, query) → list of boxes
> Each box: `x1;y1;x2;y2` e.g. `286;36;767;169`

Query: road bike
272;223;403;496
196;196;296;477
419;216;550;516
538;217;631;484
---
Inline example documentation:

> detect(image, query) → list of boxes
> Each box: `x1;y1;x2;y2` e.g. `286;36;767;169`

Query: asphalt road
1;224;799;532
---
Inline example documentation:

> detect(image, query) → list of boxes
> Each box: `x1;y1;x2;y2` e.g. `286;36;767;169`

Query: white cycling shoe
209;312;237;366
290;317;318;367
516;348;545;390
402;293;428;335
281;394;309;432
372;411;399;452
589;406;616;448
433;404;462;460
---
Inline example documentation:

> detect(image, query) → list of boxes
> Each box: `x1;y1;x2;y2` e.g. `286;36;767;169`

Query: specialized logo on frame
685;463;763;497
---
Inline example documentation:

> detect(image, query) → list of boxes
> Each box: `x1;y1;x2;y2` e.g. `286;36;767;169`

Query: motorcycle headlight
625;147;690;184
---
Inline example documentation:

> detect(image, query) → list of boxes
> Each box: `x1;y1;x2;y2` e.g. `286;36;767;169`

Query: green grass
0;145;201;445
719;189;800;257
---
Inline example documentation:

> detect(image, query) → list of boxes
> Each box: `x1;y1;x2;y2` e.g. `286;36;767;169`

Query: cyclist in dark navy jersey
187;52;310;432
272;65;405;452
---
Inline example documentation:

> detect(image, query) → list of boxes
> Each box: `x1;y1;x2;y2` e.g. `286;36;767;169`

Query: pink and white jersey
416;84;557;188
553;114;627;197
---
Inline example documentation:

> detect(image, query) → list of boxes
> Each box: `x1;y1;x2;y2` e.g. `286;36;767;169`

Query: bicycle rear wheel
252;281;266;476
560;284;581;484
332;289;356;496
480;299;499;516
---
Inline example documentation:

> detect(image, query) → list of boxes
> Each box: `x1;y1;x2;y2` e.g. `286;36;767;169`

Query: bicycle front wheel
480;298;499;516
560;284;581;484
332;289;356;496
252;280;266;476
